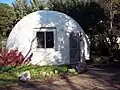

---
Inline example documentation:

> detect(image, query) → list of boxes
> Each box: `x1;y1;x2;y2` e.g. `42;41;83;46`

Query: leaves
0;3;15;38
0;49;32;66
13;0;45;20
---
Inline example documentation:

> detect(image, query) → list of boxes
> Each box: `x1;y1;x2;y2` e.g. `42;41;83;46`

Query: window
46;32;54;48
37;32;44;48
37;31;54;48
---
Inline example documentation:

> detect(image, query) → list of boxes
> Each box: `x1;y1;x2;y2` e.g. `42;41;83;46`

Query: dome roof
10;10;84;33
6;10;85;55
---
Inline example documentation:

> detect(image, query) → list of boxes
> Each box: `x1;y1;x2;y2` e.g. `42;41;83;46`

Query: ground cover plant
0;49;32;66
0;64;77;88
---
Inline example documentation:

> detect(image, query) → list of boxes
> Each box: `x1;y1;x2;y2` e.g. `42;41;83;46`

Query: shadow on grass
0;65;120;90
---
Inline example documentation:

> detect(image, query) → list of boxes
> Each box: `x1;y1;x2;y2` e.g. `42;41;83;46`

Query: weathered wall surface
6;10;89;65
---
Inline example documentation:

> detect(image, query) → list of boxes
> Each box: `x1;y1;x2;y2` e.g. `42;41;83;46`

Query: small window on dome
37;32;45;48
36;31;54;48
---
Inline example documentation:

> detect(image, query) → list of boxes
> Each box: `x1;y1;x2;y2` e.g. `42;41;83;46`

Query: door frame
69;32;81;64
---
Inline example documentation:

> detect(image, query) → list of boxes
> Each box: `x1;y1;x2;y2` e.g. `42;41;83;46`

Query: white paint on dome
6;10;90;66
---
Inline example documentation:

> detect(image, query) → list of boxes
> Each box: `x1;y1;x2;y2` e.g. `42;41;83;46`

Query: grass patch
0;64;77;87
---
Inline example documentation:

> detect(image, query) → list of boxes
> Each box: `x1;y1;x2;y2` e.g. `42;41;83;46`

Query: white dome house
6;10;90;66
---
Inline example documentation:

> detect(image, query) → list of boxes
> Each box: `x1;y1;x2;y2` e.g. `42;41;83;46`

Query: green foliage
0;3;15;38
0;0;46;46
0;0;119;65
16;64;74;76
48;0;120;64
0;66;19;87
91;55;109;65
12;0;29;19
13;0;45;20
0;72;18;87
0;64;77;87
68;68;76;73
48;0;105;34
30;0;45;11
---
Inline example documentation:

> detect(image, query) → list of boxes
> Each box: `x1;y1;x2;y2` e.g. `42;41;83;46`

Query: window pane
36;32;45;48
46;32;54;48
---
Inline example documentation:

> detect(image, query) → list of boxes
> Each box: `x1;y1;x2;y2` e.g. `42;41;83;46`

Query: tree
30;0;45;11
99;0;120;35
48;0;105;56
11;0;120;64
13;0;45;21
0;3;15;39
88;0;120;64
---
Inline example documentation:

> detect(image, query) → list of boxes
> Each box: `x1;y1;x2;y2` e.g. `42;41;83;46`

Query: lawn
0;65;120;90
0;64;77;88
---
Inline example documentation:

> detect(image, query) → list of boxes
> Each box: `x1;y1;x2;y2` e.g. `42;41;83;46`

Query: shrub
91;55;109;65
0;49;32;66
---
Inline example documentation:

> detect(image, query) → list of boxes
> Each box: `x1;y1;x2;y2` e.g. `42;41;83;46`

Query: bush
0;49;33;66
91;55;109;65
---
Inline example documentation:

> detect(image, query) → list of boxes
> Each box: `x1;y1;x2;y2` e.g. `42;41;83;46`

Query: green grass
0;64;77;87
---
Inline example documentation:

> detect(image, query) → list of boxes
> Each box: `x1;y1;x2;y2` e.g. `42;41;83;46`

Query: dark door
70;32;81;64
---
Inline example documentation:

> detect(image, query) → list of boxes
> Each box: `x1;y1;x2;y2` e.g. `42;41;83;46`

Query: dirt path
1;66;120;90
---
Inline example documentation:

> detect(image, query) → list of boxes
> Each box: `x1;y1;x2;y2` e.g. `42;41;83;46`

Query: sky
0;0;31;5
0;0;48;5
0;0;15;5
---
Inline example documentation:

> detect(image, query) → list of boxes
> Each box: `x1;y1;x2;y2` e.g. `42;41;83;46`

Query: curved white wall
6;10;89;65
